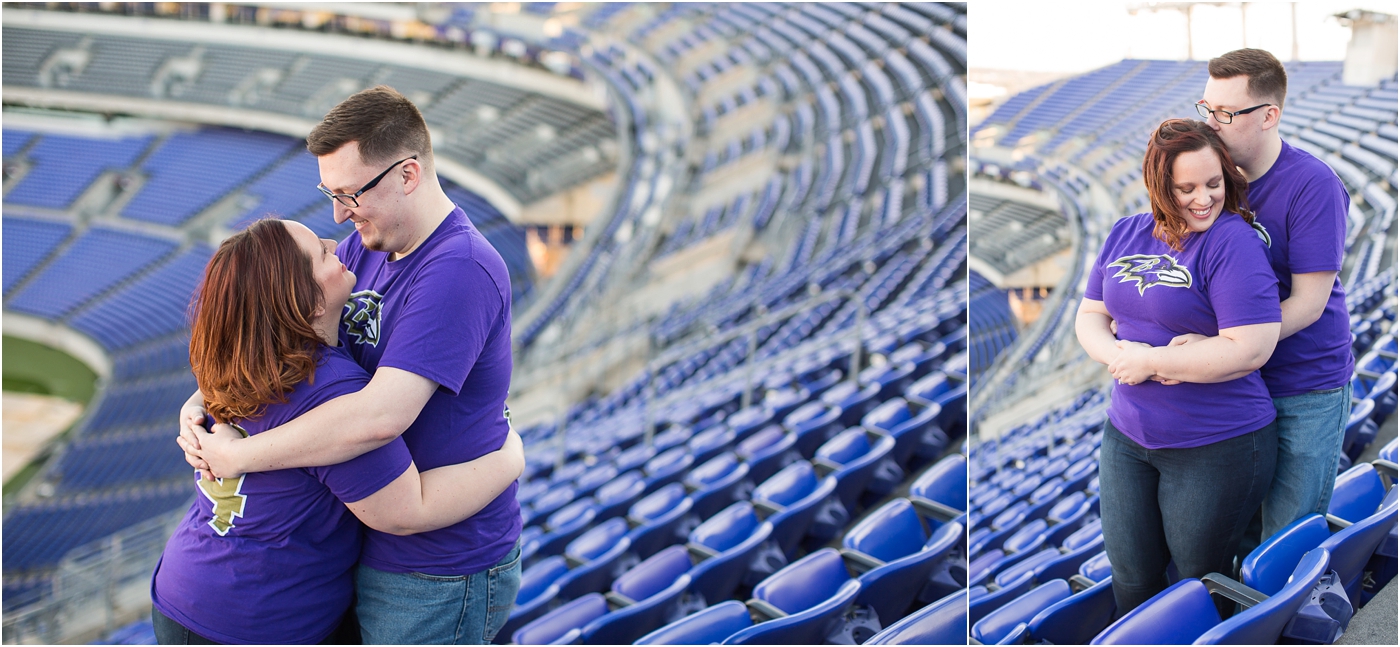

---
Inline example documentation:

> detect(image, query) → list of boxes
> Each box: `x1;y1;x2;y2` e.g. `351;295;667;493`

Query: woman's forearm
1076;306;1121;366
1141;323;1281;383
348;431;524;535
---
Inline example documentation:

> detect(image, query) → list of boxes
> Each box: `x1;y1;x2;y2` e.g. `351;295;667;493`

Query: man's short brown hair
1208;48;1288;107
307;85;433;168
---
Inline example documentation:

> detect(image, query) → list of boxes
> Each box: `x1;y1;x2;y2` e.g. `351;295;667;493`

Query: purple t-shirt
1248;139;1354;397
1087;212;1281;449
337;204;520;575
151;346;412;644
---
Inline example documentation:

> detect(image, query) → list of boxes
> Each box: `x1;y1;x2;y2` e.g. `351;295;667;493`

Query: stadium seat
909;454;968;515
557;518;635;600
683;452;754;521
1091;548;1330;645
813;428;903;512
734;425;801;484
862;398;946;468
626;483;695;560
970;578;1072;644
722;548;870;644
512;593;609;645
579;545;695;644
750;461;847;557
843;498;965;625
635;600;752;645
685;502;784;610
782;401;846;458
502;555;570;640
1025;576;1117;645
594;470;648;522
864;588;968;645
1329;464;1389;523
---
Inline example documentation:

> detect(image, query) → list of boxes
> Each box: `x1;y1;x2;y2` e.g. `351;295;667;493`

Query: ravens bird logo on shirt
1109;254;1194;296
343;290;384;347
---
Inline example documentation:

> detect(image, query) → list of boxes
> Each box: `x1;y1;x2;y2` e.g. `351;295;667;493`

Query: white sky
969;0;1400;73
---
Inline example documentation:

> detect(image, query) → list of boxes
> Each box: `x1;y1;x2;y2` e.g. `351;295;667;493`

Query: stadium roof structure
2;7;620;219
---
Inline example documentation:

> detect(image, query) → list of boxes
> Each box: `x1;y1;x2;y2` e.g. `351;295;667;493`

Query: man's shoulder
1274;140;1346;187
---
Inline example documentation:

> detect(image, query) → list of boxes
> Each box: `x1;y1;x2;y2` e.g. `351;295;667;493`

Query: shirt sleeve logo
1250;221;1272;247
196;425;249;536
342;289;384;347
1109;254;1193;296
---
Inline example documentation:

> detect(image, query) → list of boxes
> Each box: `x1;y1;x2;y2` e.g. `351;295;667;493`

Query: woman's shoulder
311;345;371;387
1205;212;1269;248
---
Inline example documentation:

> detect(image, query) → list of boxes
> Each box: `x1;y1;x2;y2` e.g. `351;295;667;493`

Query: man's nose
332;202;351;224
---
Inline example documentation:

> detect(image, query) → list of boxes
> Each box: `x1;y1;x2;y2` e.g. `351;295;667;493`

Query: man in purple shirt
179;86;520;644
1192;49;1354;543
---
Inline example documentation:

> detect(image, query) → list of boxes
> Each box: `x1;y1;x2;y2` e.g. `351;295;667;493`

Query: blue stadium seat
864;588;967;645
722;548;868;644
862;398;947;468
750;461;846;557
734;425;801;484
685;502;783;609
594;470;647;522
557;517;635;600
971;578;1072;644
782;401;845;458
683;452;753;521
625;483;695;560
503;555;570;639
843;498;965;626
635;600;752;645
814;428;903;512
1024;576;1117;645
909;454;968;514
1091;548;1330;645
1329;464;1389;523
579;545;694;644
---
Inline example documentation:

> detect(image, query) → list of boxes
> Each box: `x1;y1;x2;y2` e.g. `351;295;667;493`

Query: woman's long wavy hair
1143;119;1254;251
189;218;325;424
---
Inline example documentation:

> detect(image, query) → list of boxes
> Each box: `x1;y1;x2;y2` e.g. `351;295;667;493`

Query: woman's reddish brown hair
189;218;324;424
1142;118;1254;251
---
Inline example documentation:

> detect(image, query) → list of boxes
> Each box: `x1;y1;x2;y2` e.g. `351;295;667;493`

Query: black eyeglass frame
1194;101;1273;125
317;155;418;208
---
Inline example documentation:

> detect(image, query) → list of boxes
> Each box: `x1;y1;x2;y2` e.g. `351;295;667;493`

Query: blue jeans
1261;387;1351;540
1098;418;1277;616
355;541;522;645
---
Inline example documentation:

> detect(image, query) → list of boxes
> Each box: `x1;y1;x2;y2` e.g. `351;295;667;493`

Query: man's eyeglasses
317;155;417;208
1195;101;1272;125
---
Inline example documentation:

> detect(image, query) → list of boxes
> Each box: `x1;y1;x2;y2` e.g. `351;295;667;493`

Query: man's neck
1239;134;1283;182
390;187;457;261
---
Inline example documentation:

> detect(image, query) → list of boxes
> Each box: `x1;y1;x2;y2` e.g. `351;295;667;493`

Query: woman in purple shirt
1075;119;1282;617
151;218;524;644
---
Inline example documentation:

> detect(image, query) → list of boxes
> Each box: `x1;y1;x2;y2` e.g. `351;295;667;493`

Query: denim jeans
1098;418;1277;617
1261;387;1351;540
355;540;522;645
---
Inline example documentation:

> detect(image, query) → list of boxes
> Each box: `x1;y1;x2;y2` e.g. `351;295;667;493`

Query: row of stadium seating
967;271;1017;388
516;1;965;354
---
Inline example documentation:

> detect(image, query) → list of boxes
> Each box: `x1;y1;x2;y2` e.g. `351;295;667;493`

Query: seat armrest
1325;513;1354;532
687;541;720;562
911;496;963;523
746;598;789;623
1069;574;1098;592
1201;572;1268;609
751;498;784;518
840;548;885;576
604;591;636;610
1370;459;1398;491
812;457;843;478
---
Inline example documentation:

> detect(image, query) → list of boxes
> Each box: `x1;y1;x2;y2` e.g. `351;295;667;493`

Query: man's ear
1260;104;1281;132
401;156;423;195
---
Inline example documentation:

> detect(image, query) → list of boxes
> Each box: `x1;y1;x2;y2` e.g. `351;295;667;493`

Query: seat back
843;498;928;561
862;398;913;433
752;460;819;507
1241;513;1330;595
612;544;691;602
1319;500;1400;606
816;428;874;466
909;454;967;511
1329;464;1386;523
1090;579;1220;644
512;593;608;645
691;502;762;552
865;588;966;645
970;579;1072;644
567;517;631;562
637;600;752;645
581;573;693;645
753;548;850;614
1079;550;1112;582
1196;548;1331;644
724;578;863;645
1028;575;1116;645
